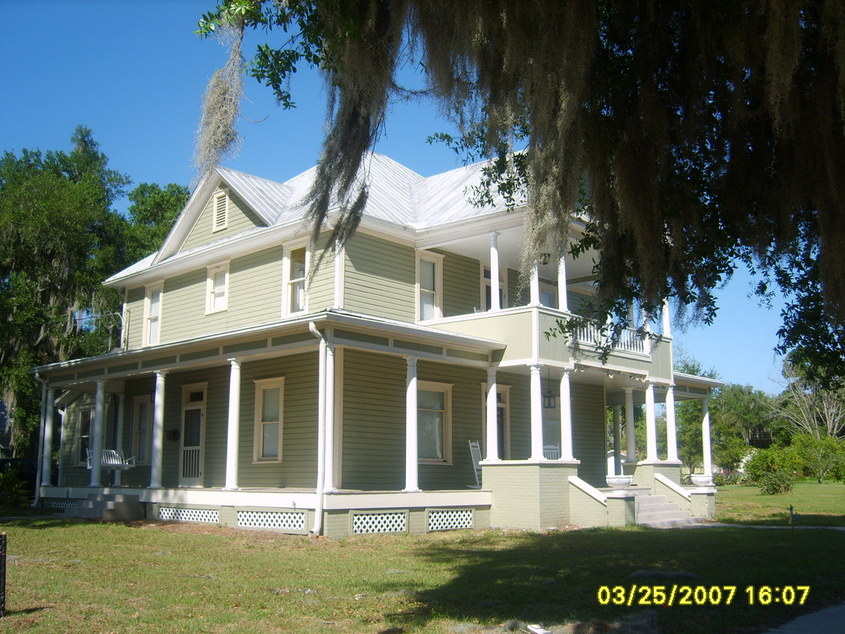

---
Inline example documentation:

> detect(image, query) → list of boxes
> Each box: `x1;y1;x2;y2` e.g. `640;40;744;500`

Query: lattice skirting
428;508;474;532
351;511;407;534
48;499;79;510
158;506;219;524
237;510;306;532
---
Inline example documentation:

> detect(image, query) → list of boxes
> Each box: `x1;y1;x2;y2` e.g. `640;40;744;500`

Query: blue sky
1;1;787;393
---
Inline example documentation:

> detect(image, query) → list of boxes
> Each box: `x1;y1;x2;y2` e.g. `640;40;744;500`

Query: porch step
635;494;700;528
62;493;144;521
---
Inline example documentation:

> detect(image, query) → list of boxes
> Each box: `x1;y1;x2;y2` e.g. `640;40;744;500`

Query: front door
179;384;206;487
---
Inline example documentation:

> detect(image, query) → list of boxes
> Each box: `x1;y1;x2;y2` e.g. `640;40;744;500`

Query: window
133;395;153;465
417;252;443;320
482;266;506;311
254;378;284;461
143;283;162;346
418;381;452;463
284;245;308;315
78;406;93;465
539;281;557;309
212;190;228;231
206;263;229;313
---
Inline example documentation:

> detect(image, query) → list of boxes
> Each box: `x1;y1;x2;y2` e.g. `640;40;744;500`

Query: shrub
790;434;845;483
759;470;794;494
744;446;801;483
0;470;28;507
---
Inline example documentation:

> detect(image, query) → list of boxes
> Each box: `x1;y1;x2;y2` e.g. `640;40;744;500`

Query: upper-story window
143;283;163;346
283;245;308;315
206;263;229;314
417;251;443;320
212;190;229;232
539;281;557;309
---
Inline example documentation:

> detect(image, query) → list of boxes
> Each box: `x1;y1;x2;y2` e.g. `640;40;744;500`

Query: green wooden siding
180;188;264;252
344;233;415;321
437;249;481;317
571;383;607;487
308;237;336;311
124;286;145;350
502;371;531;459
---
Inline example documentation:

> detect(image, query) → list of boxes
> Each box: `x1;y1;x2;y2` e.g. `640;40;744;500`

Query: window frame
205;262;230;314
417;380;453;464
143;282;163;347
132;394;153;465
481;264;508;311
253;377;285;463
416;251;444;321
77;405;93;466
282;242;309;316
212;190;229;232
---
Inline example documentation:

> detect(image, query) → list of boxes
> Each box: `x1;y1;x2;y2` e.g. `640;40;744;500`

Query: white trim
282;241;309;317
417;380;453;464
205;262;229;314
179;382;207;487
481;382;511;459
212;189;229;232
253;377;285;463
568;475;608;505
142;282;163;347
416;250;444;321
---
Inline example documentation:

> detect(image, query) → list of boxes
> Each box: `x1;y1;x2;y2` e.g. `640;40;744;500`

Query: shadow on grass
373;528;845;633
717;513;845;527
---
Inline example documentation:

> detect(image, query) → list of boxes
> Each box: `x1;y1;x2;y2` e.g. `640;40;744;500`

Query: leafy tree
0;129;187;455
790;434;845;483
197;1;845;382
773;362;845;439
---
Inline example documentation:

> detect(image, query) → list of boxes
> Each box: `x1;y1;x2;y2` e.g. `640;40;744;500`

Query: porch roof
34;308;506;388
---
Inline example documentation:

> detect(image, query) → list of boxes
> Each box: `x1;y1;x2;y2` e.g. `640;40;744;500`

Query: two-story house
34;153;719;536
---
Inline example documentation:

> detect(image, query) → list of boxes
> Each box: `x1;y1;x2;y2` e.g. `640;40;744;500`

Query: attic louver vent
212;191;228;231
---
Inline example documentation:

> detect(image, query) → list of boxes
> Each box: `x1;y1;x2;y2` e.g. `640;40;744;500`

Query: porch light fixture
543;367;557;409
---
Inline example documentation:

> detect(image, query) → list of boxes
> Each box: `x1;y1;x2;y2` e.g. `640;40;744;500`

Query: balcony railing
574;320;646;354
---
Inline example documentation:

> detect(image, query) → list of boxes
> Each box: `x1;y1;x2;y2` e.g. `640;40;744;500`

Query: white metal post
530;364;544;460
404;357;419;491
485;368;499;461
224;359;241;490
559;369;574;460
150;370;167;489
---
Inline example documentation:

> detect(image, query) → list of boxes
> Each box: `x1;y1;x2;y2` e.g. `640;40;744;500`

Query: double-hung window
78;406;93;465
283;245;308;315
417;381;452;463
482;266;507;311
206;263;229;313
144;283;163;346
254;378;284;461
417;252;443;320
133;395;153;464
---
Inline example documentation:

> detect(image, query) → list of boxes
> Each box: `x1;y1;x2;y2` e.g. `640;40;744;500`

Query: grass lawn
716;481;845;526
1;518;843;633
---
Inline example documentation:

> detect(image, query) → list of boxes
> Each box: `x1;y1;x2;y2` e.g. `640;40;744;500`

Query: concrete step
635;494;701;528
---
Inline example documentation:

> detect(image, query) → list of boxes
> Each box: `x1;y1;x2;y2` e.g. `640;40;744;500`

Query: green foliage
758;470;794;495
745;446;801;486
789;434;845;483
0;470;28;507
124;183;189;262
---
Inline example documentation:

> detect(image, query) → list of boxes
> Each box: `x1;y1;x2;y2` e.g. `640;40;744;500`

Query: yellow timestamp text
596;585;810;607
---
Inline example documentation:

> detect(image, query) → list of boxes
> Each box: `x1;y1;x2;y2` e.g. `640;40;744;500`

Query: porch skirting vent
48;499;79;510
351;511;407;534
159;507;220;524
427;509;473;532
237;510;306;531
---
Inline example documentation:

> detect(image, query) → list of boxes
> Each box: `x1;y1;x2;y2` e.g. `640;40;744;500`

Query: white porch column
324;342;337;491
557;251;568;312
702;393;713;478
485;368;499;461
612;405;622;475
150;370;167;489
529;265;541;305
404;357;419;491
644;381;658;462
624;387;636;462
559;369;574;460
529;364;544;460
662;298;672;338
489;232;500;311
114;393;126;486
224;359;241;491
41;387;55;486
665;385;678;462
90;380;106;487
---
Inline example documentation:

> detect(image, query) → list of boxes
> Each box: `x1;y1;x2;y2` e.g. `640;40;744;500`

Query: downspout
33;373;46;507
309;322;327;536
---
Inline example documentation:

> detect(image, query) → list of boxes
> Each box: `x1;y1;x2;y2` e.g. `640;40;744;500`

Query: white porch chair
543;444;561;460
468;440;483;489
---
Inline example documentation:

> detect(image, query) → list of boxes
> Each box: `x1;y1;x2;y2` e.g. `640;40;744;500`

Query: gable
179;187;266;253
